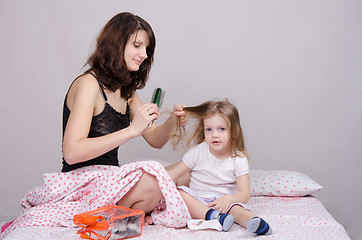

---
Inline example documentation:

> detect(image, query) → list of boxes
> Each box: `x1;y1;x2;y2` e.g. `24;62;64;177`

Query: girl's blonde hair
172;99;248;158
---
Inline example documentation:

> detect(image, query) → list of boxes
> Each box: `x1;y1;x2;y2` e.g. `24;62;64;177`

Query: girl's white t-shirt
183;142;249;198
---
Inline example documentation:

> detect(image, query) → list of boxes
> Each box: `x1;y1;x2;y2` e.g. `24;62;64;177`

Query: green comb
148;87;165;128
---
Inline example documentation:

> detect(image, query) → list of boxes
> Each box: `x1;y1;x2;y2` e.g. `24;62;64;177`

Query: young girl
167;100;272;235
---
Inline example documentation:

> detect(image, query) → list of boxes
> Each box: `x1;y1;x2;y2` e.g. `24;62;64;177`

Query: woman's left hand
173;104;188;126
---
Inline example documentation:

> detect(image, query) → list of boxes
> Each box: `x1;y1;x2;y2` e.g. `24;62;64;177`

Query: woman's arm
62;76;156;165
129;92;187;149
208;174;251;213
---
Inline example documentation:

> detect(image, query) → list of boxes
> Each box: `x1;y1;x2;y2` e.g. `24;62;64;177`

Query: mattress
0;165;351;240
1;196;350;240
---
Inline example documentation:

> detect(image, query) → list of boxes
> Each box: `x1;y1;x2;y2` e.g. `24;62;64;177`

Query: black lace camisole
61;73;130;172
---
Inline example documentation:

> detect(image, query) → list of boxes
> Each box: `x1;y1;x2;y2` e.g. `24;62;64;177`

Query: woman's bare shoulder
66;73;101;110
74;73;99;89
68;74;99;96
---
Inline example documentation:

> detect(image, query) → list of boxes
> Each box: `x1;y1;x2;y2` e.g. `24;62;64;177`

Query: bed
0;164;351;240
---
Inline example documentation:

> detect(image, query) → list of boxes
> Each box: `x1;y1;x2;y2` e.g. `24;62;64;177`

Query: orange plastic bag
74;205;145;240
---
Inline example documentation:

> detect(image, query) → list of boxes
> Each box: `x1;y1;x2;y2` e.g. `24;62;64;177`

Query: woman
1;12;190;238
61;12;187;214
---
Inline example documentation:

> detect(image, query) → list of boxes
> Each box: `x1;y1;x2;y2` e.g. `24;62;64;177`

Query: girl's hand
208;195;234;214
173;104;188;126
130;103;159;136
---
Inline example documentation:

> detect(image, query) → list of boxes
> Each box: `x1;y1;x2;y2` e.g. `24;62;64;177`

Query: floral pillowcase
249;170;323;197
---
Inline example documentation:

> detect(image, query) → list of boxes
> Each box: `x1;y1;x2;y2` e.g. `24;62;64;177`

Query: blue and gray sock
205;208;234;231
246;217;272;235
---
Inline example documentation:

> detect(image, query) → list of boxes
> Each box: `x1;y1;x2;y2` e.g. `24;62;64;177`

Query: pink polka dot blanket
0;161;191;239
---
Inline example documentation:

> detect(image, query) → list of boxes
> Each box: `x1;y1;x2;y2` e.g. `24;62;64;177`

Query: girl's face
203;113;231;159
124;30;149;71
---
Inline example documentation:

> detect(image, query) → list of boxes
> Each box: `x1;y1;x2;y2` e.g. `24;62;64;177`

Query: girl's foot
246;217;272;235
205;209;234;231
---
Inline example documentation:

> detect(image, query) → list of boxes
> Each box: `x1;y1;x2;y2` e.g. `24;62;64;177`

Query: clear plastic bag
74;205;145;240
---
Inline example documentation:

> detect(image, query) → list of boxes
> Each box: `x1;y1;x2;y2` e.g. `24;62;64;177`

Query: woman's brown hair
86;12;156;99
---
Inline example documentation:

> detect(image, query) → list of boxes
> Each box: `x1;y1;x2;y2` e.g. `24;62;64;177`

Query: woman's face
124;30;149;71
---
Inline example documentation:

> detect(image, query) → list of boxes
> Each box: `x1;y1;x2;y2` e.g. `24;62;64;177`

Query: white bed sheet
2;196;351;240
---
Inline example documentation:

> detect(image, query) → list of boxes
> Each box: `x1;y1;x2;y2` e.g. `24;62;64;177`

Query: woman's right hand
129;102;159;136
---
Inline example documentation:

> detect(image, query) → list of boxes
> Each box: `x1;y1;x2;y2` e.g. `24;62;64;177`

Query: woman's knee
116;173;161;207
133;172;163;206
131;173;162;213
139;173;162;195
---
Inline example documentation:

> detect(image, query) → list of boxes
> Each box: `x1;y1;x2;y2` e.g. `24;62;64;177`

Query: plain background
0;0;361;239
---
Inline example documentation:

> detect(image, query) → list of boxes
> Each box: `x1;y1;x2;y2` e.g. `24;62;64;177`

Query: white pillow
249;170;323;197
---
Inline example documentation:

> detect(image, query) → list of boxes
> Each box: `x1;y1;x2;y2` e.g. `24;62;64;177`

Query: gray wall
0;0;361;239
